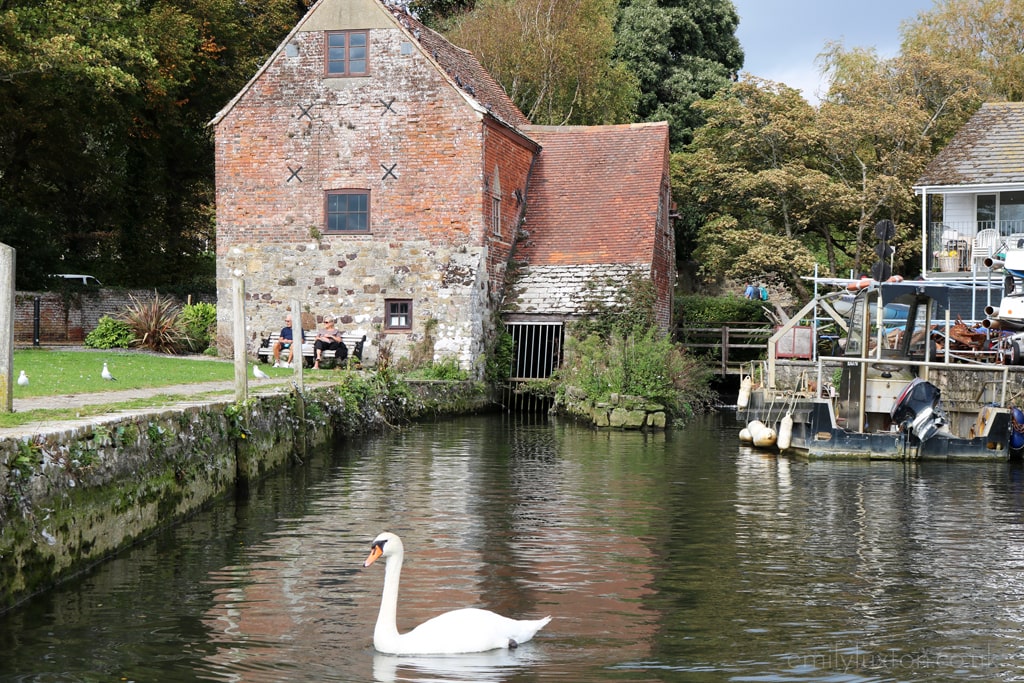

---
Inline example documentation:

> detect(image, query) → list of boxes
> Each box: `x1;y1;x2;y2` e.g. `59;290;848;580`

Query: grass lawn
0;391;239;428
11;348;298;398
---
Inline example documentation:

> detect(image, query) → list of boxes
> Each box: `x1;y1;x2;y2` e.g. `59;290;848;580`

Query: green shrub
484;329;514;383
405;357;468;381
84;316;135;349
180;301;217;352
121;292;186;354
675;293;769;326
556;328;715;418
576;272;656;339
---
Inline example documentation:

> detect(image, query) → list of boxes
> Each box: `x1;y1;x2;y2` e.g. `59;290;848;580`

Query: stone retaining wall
0;380;490;610
557;389;668;430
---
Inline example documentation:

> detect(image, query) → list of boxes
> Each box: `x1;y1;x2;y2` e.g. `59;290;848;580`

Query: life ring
846;277;873;291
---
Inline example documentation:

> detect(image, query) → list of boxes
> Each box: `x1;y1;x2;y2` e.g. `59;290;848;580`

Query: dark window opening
385;299;412;330
326;190;369;233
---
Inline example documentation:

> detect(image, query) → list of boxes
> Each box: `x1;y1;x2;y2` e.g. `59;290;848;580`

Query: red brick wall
214;19;539;367
215;29;489;251
651;135;676;330
482;120;537;298
13;290;209;345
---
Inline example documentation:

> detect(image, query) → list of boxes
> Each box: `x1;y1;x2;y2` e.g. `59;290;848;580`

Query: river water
3;413;1024;682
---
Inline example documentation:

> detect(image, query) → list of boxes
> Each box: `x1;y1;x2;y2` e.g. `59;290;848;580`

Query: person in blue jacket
272;315;294;367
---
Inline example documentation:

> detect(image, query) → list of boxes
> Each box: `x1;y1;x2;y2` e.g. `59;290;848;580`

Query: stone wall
0;380;492;610
213;11;534;374
557;388;669;430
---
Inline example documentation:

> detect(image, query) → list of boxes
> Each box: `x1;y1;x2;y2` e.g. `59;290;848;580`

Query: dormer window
326;31;368;76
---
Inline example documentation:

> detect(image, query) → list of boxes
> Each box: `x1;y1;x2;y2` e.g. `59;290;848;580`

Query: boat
982;243;1024;363
738;278;1021;460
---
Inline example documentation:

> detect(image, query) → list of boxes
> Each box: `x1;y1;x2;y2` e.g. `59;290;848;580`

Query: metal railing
927;220;1024;273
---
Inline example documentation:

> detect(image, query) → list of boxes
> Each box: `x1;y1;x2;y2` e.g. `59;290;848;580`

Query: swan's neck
375;551;403;642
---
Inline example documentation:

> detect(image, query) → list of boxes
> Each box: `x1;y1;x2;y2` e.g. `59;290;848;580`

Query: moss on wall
0;378;492;611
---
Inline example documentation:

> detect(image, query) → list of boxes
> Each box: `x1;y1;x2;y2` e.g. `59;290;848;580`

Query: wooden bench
257;331;367;368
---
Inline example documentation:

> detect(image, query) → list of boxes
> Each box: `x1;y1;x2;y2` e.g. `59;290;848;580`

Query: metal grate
502;322;564;412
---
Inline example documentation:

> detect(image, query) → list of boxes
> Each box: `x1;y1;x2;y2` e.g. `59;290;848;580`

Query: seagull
17;370;28;386
253;364;269;379
102;362;116;381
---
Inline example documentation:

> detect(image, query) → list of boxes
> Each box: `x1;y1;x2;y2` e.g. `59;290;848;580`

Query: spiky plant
120;292;187;354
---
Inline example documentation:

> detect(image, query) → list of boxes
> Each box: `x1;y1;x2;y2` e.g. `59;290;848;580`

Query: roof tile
917;102;1024;187
384;6;530;129
518;123;669;266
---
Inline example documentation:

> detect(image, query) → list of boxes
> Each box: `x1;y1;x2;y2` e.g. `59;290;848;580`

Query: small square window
325;190;370;233
385;299;412;330
326;31;368;76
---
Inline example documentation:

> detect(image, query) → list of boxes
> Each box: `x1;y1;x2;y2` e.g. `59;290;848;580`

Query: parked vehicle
51;274;102;287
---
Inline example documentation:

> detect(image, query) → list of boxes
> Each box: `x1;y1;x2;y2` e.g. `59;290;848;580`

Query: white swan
363;531;552;655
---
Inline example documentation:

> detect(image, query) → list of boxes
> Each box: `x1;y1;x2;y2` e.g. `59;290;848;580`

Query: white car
53;274;102;286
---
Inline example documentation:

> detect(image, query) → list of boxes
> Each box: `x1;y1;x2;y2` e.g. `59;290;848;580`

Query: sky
730;0;937;104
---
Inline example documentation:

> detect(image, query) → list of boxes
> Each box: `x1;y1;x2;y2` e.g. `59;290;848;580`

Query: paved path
4;378;304;439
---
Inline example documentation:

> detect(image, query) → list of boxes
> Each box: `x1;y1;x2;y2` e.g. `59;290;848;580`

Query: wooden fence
676;323;773;375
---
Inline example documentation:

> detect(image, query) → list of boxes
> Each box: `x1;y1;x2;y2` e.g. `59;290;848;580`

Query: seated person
313;314;347;368
272;315;294;367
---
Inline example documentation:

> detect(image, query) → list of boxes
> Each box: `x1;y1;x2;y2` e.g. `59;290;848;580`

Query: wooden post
233;273;247;403
291;298;304;391
721;325;729;375
291;298;306;461
0;244;14;413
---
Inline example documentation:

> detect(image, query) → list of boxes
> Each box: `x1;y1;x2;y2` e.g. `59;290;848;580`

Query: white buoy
739;427;753;443
753;427;778;448
737;375;752;409
747;420;778;448
778;412;794;450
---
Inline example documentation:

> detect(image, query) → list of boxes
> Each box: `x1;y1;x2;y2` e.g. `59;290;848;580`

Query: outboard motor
890;378;946;442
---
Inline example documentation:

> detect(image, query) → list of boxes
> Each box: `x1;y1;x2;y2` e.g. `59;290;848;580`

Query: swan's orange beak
364;544;383;568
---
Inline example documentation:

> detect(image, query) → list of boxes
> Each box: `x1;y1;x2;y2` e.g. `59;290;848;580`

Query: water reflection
371;648;544;683
5;414;1024;681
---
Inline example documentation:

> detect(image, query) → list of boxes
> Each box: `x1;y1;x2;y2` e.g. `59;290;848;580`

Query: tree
818;45;985;275
410;0;478;29
0;0;308;290
678;78;842;296
614;0;743;149
446;0;638;125
678;48;983;291
901;0;1024;101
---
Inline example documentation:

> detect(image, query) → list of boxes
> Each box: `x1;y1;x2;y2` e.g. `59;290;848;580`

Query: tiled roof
517;122;668;266
916;102;1024;187
504;263;649;315
502;122;669;317
384;5;531;129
